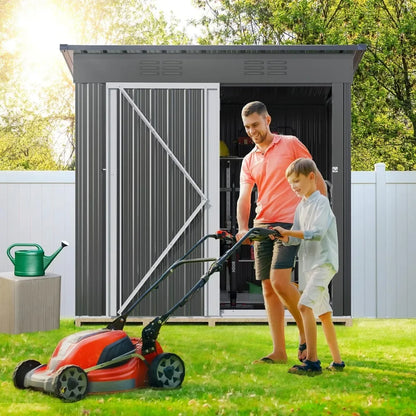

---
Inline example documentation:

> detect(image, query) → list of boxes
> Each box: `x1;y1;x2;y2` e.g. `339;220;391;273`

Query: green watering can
7;241;69;277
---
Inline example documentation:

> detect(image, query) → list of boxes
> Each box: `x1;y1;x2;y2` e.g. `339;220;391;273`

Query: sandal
252;356;286;364
298;343;307;362
326;361;345;371
288;360;322;376
253;357;276;364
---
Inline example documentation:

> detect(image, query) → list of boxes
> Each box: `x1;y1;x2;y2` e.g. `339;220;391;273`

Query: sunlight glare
14;0;77;87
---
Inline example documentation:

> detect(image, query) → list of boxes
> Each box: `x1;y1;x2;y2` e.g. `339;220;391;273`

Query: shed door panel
106;84;219;317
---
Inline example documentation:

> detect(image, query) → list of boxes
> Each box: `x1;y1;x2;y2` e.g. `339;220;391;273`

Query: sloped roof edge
60;43;367;76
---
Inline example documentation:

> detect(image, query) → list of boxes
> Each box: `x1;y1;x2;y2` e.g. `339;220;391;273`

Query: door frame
105;82;220;318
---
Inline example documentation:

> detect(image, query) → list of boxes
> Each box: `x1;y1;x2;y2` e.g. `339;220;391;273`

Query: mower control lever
215;230;235;244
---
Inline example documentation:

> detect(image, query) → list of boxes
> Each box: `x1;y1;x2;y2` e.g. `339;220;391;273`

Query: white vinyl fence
0;171;75;317
0;164;415;318
351;163;416;318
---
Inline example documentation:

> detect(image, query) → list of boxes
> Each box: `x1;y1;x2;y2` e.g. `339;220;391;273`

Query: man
236;101;327;363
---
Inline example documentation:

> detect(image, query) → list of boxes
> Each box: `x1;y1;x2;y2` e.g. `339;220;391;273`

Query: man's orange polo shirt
240;134;312;224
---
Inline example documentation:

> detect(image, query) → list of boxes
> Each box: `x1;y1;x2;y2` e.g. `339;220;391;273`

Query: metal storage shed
61;44;366;322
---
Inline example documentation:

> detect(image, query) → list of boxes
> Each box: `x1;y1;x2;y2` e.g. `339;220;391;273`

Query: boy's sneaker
326;361;345;371
288;360;322;376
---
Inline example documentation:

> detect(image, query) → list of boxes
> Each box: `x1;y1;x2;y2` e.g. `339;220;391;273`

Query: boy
274;158;345;376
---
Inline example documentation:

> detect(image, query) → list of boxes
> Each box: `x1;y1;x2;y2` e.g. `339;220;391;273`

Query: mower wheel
13;360;41;389
54;365;88;402
148;352;185;389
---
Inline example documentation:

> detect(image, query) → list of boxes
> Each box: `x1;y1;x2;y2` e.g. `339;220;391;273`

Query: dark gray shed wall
75;83;106;315
63;44;365;318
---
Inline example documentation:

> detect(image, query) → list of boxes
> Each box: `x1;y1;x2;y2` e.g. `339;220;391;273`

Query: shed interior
218;85;332;310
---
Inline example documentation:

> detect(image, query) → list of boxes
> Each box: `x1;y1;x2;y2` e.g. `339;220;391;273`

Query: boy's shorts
253;222;299;281
299;264;335;317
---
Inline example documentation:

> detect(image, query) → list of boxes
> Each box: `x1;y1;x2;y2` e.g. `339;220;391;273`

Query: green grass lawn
1;319;415;415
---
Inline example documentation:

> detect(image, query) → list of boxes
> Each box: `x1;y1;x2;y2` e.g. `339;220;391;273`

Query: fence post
375;163;386;317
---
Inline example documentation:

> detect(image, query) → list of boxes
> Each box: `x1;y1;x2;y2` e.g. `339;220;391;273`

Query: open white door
106;83;220;318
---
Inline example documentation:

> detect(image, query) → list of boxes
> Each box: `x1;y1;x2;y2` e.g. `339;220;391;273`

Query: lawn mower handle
140;227;280;355
108;230;235;331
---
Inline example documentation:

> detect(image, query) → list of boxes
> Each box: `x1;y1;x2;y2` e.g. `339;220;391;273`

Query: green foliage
350;0;416;170
61;0;189;45
196;0;416;171
0;319;415;415
0;0;189;170
0;125;60;170
0;90;62;170
196;0;357;45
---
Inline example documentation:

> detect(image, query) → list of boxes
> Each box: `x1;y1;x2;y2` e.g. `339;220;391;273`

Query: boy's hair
241;101;269;117
286;158;318;178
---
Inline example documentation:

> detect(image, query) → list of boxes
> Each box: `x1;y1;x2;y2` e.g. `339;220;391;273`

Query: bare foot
298;343;307;361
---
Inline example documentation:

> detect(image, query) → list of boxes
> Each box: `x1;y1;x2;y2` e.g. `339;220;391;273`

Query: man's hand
236;229;252;245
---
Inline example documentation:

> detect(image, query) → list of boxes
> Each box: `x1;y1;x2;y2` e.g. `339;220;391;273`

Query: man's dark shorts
253;222;299;281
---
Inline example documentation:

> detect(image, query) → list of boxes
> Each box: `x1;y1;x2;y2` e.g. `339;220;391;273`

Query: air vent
139;60;183;76
243;59;287;76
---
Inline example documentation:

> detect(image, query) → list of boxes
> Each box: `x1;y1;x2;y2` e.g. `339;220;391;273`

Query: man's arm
236;182;254;241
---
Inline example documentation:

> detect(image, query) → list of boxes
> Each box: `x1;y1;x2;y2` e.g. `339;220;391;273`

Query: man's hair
286;158;317;178
241;101;269;117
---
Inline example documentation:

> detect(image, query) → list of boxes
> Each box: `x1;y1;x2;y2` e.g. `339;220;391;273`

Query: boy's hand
272;226;289;243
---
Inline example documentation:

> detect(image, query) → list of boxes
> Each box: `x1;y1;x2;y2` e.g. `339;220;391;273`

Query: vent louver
139;60;183;76
243;60;287;76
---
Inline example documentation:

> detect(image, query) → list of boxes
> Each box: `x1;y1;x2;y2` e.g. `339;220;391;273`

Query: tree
194;0;353;45
61;0;189;45
0;0;189;170
194;0;416;170
0;97;61;170
351;0;416;170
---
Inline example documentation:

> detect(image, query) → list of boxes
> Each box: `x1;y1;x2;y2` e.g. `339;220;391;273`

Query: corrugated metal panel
75;83;106;316
117;88;206;316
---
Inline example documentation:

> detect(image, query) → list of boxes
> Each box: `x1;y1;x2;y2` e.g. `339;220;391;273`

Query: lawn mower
13;227;280;402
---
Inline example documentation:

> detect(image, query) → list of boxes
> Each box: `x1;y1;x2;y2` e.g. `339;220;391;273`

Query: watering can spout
43;241;69;270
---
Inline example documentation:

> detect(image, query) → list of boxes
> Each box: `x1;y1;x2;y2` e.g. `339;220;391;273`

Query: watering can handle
6;243;43;264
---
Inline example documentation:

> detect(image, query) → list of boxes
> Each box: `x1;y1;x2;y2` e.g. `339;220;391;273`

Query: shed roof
60;44;366;77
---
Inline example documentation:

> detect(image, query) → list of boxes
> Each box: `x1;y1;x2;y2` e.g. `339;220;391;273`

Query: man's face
242;112;271;145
